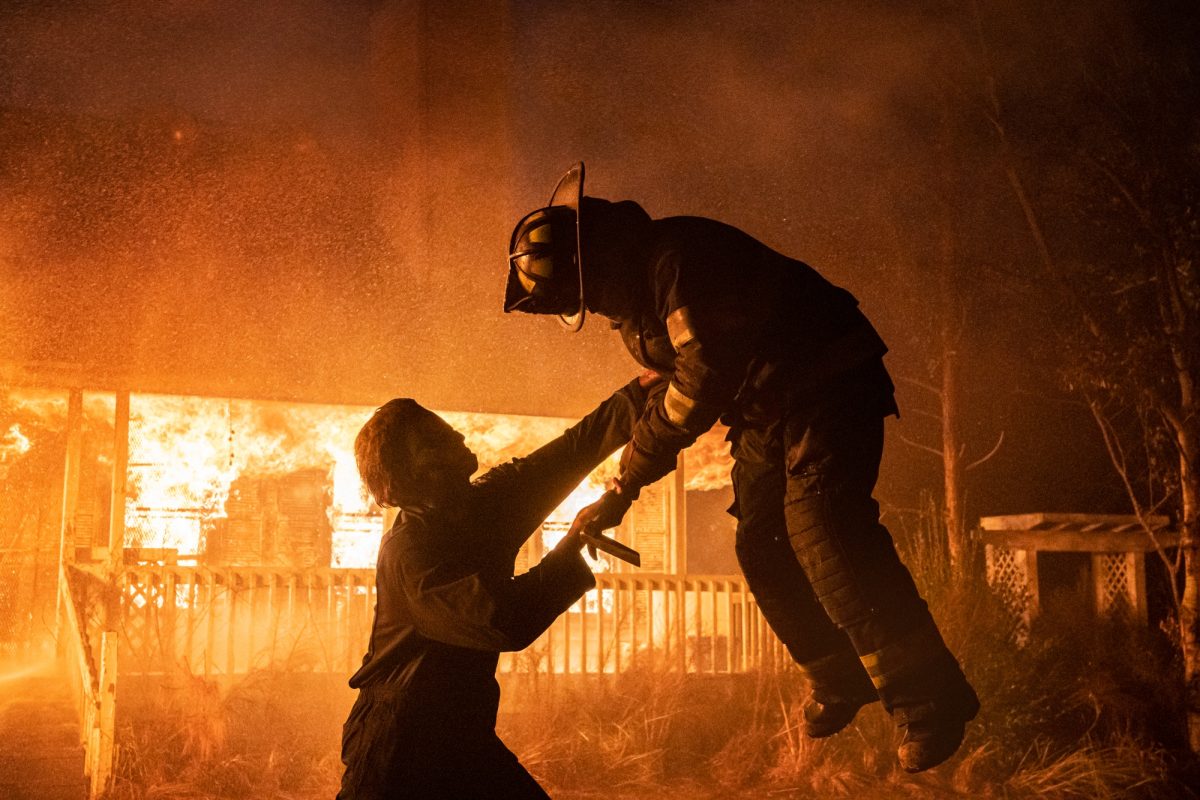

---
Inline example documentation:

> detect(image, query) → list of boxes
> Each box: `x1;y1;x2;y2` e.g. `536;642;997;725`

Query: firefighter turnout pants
728;359;973;713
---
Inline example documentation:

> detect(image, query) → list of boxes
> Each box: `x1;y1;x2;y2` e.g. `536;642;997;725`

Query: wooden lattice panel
1094;552;1136;618
121;572;169;667
985;544;1035;640
985;545;1027;599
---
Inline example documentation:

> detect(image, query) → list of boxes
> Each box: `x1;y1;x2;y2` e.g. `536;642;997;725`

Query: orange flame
119;395;630;568
1;423;31;461
683;425;733;492
126;394;377;558
5;388;734;569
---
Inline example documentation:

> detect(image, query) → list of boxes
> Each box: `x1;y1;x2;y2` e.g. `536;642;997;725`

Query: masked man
501;163;978;773
339;374;654;799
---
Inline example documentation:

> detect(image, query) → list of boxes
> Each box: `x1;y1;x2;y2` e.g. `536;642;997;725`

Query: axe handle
579;531;641;567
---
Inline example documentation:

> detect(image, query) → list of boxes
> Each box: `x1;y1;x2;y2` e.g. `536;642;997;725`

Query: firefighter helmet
503;162;587;330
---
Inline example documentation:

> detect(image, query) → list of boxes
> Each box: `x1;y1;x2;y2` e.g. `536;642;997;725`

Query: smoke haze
1;0;1176;516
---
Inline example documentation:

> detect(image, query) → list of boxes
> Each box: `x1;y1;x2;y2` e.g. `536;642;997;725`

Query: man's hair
355;398;432;508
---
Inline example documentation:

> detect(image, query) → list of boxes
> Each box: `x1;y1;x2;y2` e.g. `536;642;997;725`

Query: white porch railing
114;566;787;677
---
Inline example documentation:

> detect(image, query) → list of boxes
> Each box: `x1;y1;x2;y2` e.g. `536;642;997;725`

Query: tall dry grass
108;664;350;800
106;502;1199;798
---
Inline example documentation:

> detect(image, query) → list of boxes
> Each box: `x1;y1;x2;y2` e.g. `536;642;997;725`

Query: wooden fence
114;566;789;678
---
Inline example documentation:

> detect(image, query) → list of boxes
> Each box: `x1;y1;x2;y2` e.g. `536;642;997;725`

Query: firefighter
502;163;978;773
338;374;656;799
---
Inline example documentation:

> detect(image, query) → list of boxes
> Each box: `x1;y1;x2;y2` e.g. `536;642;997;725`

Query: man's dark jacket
348;379;648;728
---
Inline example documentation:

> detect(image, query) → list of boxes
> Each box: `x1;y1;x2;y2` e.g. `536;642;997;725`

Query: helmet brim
548;162;585;331
549;162;583;210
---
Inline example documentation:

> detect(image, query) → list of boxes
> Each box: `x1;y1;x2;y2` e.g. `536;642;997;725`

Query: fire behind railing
114;566;790;678
58;562;117;799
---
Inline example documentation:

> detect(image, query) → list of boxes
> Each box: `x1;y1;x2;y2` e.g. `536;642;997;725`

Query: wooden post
163;568;178;666
1133;552;1149;624
1023;549;1040;618
562;593;572;672
1091;553;1109;616
678;577;688;672
614;577;623;674
710;581;719;674
56;389;84;651
91;631;117;798
597;580;606;673
108;392;129;578
245;572;256;671
89;390;127;799
671;452;687;574
204;573;215;677
226;572;237;675
579;586;589;673
646;578;656;662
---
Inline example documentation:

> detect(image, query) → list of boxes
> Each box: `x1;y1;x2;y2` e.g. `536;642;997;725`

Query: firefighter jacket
348;379;648;729
588;210;888;496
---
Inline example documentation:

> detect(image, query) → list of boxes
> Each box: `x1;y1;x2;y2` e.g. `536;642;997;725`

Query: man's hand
568;489;633;540
568;486;642;565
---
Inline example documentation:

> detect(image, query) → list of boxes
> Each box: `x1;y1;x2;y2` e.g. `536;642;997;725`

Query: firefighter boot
895;678;979;772
854;620;980;772
799;651;879;739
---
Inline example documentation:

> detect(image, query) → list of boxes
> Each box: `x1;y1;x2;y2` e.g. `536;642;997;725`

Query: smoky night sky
2;0;1195;522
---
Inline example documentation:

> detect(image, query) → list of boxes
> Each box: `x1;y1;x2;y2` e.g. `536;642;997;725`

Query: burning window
116;393;631;570
2;387;732;574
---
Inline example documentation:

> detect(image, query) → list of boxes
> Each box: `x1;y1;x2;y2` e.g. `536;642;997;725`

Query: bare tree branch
1087;395;1183;611
897;375;942;396
895;432;945;460
907;408;945;423
966;431;1005;472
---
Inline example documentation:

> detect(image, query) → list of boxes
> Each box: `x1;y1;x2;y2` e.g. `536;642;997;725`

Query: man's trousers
337;687;549;800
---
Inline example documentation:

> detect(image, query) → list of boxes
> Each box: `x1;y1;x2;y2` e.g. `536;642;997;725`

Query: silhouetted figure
337;377;653;799
502;163;978;773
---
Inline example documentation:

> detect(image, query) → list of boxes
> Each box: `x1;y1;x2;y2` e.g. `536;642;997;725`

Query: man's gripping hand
568;485;633;543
